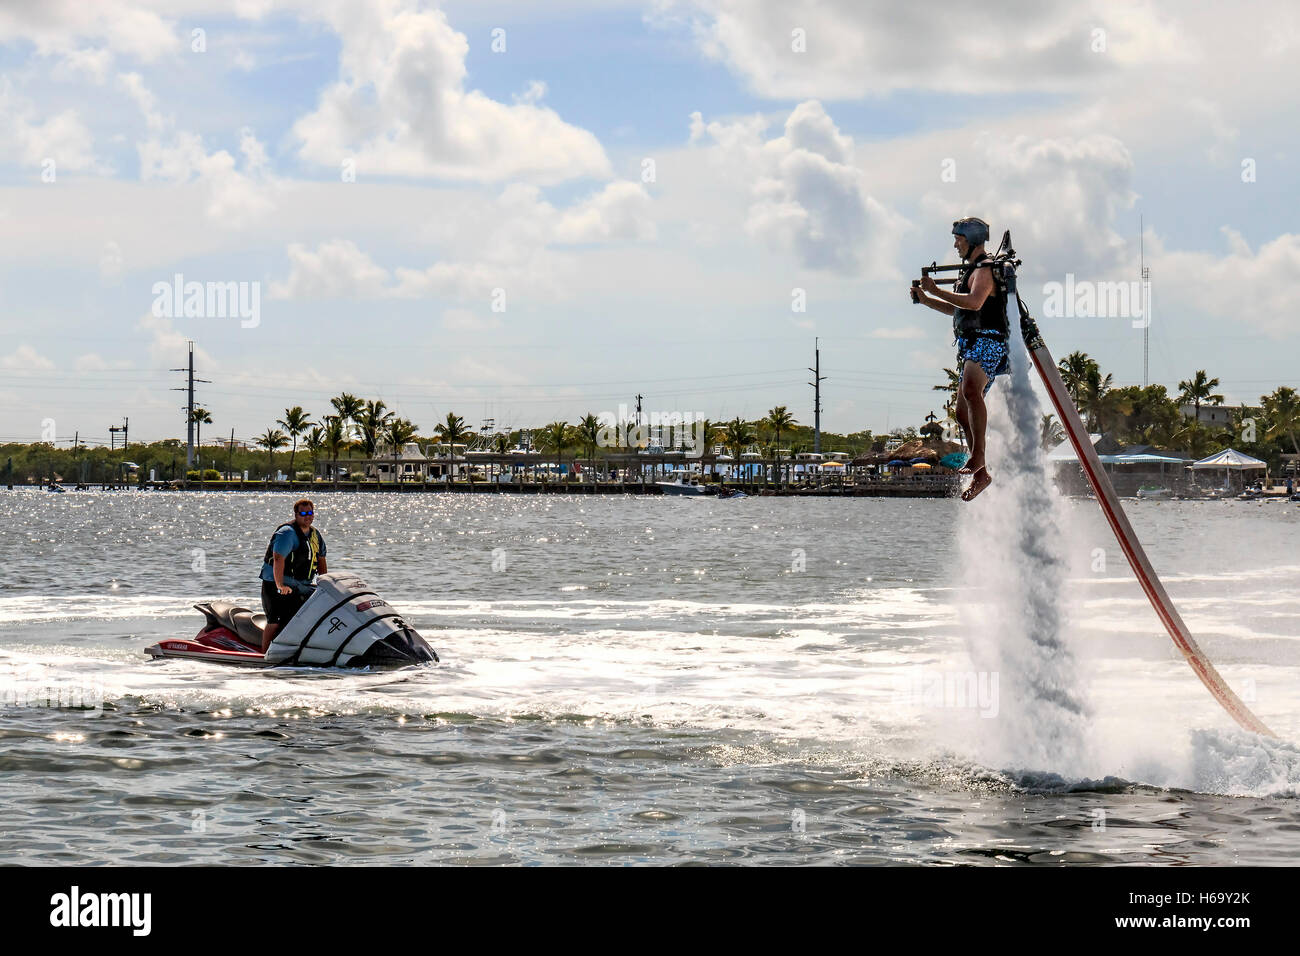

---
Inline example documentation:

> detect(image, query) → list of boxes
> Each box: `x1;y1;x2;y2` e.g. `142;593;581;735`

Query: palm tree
538;421;571;481
276;406;315;487
1041;413;1065;449
304;425;324;483
1177;370;1223;423
933;367;961;419
575;414;602;483
433;412;471;485
321;416;347;486
1172;419;1219;459
357;400;393;464
381;417;420;485
190;407;213;454
723;417;754;482
1058;351;1098;406
256;428;288;479
1077;365;1123;433
1262;386;1300;457
330;393;363;462
761;406;798;486
1093;374;1133;435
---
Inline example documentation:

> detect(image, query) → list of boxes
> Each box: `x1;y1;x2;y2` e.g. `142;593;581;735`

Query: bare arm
926;265;993;311
914;285;956;316
273;553;290;594
317;556;328;575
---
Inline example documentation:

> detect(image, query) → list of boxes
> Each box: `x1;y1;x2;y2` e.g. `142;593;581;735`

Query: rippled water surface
3;489;1299;865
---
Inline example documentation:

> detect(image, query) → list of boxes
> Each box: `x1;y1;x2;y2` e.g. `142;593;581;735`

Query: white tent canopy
1190;448;1266;470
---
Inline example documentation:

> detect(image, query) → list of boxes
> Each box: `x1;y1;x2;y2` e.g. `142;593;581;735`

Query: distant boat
716;488;747;499
1136;485;1173;499
657;478;706;495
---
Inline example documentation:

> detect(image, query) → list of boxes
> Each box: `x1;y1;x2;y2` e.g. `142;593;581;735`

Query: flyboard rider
911;217;1009;502
259;498;327;652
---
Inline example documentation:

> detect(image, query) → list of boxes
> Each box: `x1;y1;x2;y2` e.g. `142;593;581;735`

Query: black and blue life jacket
952;252;1009;339
263;522;322;582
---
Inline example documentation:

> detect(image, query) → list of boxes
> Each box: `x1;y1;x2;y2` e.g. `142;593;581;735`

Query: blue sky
2;0;1298;447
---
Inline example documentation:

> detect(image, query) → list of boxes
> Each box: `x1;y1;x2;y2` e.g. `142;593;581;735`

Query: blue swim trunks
957;333;1010;396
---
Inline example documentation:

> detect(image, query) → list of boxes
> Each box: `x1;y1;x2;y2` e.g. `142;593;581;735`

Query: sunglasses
297;510;314;516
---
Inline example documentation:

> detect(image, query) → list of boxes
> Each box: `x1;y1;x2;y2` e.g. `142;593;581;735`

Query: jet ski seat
194;602;267;649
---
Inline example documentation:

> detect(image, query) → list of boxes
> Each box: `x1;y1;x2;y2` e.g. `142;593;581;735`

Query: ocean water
2;484;1299;865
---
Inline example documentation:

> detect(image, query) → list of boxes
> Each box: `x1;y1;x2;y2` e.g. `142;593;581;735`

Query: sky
2;0;1298;448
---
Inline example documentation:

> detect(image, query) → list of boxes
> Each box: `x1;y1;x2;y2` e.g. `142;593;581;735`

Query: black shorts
261;580;308;626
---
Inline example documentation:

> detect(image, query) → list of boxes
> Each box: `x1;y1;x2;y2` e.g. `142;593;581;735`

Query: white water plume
953;330;1094;773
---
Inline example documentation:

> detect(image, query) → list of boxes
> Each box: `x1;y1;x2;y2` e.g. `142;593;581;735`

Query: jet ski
145;572;439;668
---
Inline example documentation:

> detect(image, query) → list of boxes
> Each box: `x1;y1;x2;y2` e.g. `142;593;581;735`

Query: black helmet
952;217;989;247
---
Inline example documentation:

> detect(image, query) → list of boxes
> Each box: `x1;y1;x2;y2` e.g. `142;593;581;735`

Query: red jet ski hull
146;624;272;667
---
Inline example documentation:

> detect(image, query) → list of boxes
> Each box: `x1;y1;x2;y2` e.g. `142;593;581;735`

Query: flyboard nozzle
994;229;1013;259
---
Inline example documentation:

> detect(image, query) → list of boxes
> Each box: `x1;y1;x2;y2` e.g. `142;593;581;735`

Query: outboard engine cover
264;572;438;668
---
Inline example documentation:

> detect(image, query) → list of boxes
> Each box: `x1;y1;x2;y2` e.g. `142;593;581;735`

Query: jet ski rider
913;216;1008;502
259;498;327;653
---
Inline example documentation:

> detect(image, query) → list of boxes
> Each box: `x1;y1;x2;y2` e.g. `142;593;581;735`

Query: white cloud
135;312;215;366
123;72;275;225
292;1;611;183
0;80;102;172
117;71;164;132
271;179;654;302
1;345;55;370
691;100;907;275
1156;228;1300;339
75;354;110;371
0;1;177;63
656;0;1196;99
915;132;1138;279
56;47;114;84
270;239;392;300
554;182;656;243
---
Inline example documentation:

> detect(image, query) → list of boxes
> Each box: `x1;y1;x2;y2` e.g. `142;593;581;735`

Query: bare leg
261;621;280;654
954;393;974;453
960;360;989;472
959;360;993;502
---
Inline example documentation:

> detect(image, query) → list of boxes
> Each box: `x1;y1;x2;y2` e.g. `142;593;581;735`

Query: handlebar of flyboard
915;231;1275;736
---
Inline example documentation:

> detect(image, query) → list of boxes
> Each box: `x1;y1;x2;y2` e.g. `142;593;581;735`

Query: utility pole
1140;214;1150;389
171;341;210;472
808;338;826;454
